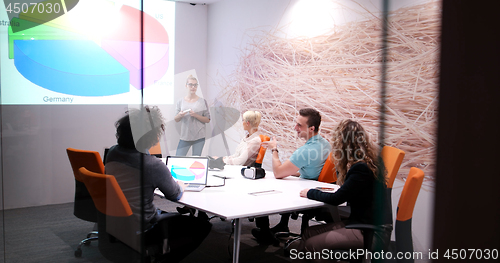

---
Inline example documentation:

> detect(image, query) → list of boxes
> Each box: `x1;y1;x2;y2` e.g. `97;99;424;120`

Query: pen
250;190;275;194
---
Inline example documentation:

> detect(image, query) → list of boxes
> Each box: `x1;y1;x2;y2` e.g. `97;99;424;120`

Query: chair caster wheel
75;249;82;257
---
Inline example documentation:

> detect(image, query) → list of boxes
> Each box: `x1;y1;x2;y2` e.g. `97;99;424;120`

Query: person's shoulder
144;154;164;165
350;161;369;169
315;134;329;144
145;156;169;171
308;135;330;148
348;162;372;176
308;134;324;142
294;143;307;153
107;145;118;154
249;133;262;142
106;145;133;159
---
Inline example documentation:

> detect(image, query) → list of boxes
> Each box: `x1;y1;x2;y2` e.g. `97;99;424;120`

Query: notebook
165;156;209;192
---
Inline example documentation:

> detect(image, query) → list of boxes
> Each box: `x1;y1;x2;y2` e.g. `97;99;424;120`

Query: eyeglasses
187;83;198;87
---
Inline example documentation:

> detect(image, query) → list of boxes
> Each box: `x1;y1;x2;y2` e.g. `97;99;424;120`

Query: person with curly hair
287;119;391;259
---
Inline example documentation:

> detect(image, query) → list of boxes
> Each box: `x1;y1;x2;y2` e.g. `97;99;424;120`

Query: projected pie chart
171;161;206;181
8;1;170;96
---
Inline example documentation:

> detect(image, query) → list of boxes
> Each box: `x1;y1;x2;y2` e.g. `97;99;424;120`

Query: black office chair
346;167;424;263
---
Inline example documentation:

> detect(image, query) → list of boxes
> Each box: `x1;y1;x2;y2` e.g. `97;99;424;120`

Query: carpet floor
0;200;314;263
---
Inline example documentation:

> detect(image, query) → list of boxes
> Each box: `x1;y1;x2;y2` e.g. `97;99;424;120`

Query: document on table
248;190;282;196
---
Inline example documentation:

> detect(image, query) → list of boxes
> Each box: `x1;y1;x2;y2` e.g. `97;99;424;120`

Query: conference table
156;165;340;263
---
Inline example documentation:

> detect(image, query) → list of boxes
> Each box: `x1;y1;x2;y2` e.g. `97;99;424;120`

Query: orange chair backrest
317;152;337;183
255;135;271;165
381;146;405;189
149;142;162;156
78;167;133;217
396;167;424;222
67;148;105;182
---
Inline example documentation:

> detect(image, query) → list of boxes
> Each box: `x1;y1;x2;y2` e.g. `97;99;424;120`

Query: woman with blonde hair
222;110;263;166
288;119;390;257
179;111;263;216
208;110;263;170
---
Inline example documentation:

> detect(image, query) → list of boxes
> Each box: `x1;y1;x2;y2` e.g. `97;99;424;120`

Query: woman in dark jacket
290;119;389;258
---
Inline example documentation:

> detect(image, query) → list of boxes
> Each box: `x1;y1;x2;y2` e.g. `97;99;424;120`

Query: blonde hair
186;75;198;85
242;111;262;128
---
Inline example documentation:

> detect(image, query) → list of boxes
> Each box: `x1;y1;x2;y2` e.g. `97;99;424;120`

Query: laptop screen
165;156;209;185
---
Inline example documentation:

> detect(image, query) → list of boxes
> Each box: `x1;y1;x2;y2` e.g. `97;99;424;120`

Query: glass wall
0;0;179;261
0;0;439;262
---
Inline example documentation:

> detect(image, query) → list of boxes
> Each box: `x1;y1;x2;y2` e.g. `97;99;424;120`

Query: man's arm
272;158;300;179
264;137;300;179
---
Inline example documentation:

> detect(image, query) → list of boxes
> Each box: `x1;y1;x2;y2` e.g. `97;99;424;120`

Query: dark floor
0;201;310;263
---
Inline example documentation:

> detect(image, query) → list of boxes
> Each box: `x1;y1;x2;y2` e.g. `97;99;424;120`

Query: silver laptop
165;156;209;192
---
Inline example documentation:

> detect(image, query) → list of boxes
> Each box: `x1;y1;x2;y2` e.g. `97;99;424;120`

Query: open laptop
165;156;209;192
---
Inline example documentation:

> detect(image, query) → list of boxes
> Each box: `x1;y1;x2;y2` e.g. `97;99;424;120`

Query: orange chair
317;152;337;183
149;142;162;158
254;135;270;168
382;145;406;194
395;167;425;262
66;148;105;257
381;146;406;225
78;167;132;218
78;167;162;261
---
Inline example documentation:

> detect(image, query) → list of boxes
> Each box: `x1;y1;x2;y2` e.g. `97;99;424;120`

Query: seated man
251;108;331;245
105;106;212;262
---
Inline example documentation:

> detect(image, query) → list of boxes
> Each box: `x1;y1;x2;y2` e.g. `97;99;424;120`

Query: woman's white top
223;132;262;166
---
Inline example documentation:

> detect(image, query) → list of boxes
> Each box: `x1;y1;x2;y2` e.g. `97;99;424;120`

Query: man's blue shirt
289;134;331;180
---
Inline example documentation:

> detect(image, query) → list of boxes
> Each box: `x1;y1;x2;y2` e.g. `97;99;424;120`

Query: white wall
1;105;124;208
0;3;208;209
161;3;209;156
205;0;295;159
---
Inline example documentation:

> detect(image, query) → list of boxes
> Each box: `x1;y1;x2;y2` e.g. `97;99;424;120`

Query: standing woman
289;119;391;257
175;75;210;156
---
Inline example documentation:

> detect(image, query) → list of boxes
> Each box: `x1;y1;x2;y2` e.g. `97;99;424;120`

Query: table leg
233;218;241;263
